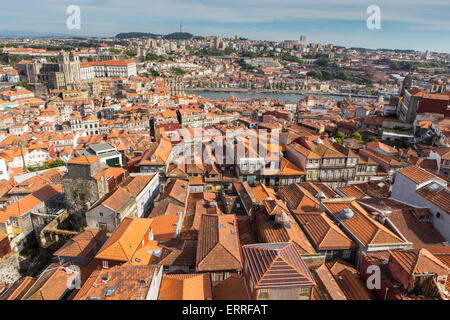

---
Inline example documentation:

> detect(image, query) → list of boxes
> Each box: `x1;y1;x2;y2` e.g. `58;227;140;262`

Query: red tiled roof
213;274;250;300
196;214;242;272
158;273;212;300
242;242;315;289
294;212;356;250
322;200;406;247
399;165;441;184
389;248;449;277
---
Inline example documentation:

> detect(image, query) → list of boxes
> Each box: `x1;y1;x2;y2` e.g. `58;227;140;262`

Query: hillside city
0;32;448;301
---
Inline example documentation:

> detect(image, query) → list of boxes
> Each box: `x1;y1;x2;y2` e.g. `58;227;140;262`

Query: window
99;212;103;217
258;289;270;300
298;287;310;299
298;287;310;295
11;217;19;228
102;260;109;269
342;249;352;259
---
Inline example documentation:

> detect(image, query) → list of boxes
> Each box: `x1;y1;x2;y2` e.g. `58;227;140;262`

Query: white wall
86;205;116;232
0;158;10;181
391;173;450;241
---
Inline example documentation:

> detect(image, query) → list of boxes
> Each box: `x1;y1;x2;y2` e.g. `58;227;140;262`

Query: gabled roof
157;239;197;268
279;157;305;176
149;202;185;218
280;183;320;212
358;198;445;249
389;248;449;277
120;175;155;197
213;274;250;300
242;242;315;289
322;200;406;247
313;143;346;158
22;263;76;300
398;165;442;185
158;273;212;300
256;209;317;255
138;138;172;166
196;214;242;272
67;155;99;165
1;184;63;219
288;143;321;159
54;229;106;258
251;183;277;203
157;179;189;205
1;277;36;300
337;185;369;199
77;264;160;300
334;268;372;300
311;264;347;300
298;182;338;198
95;217;153;262
294;212;356;250
101;187;133;212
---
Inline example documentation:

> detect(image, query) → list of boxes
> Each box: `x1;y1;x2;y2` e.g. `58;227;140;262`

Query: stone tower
58;51;81;87
400;74;412;97
62;156;108;227
167;77;185;96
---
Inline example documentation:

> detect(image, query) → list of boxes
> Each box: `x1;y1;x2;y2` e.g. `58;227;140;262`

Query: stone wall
0;254;21;285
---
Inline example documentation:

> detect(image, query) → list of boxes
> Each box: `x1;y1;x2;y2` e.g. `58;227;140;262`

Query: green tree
170;67;186;76
109;48;122;54
369;136;379;142
316;56;330;67
50;158;64;167
126;50;137;57
351;132;362;140
16;81;30;90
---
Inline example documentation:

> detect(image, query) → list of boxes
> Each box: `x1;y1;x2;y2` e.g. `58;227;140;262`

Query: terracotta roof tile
67;155;100;165
95;217;153;262
294;212;357;250
322;200;406;247
213;274;250;300
78;264;160;300
399;165;441;184
196;214;242;272
242;242;315;289
54;229;106;258
334;269;372;300
158;273;212;300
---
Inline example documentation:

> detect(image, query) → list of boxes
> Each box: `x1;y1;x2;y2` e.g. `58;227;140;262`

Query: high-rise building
299;35;307;46
214;37;221;50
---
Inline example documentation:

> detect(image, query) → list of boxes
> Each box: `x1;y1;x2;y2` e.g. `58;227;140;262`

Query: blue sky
1;0;449;53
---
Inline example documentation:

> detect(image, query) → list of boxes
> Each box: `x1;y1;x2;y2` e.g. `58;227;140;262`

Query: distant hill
115;32;161;39
164;32;194;40
115;32;196;40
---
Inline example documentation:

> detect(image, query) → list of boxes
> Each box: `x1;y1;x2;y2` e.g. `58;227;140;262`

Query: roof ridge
416;249;449;273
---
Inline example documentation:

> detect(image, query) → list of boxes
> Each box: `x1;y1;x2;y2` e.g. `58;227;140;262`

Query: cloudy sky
1;0;449;52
